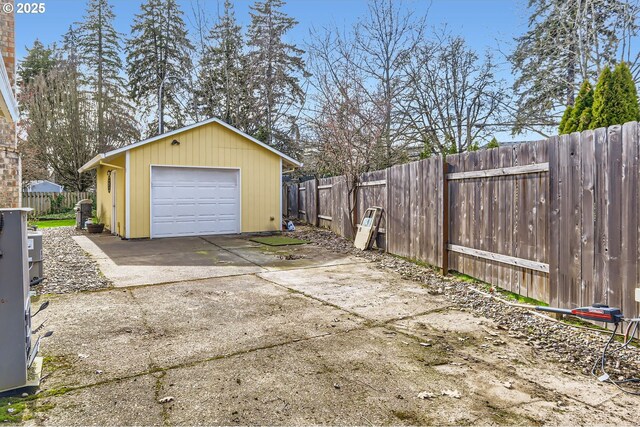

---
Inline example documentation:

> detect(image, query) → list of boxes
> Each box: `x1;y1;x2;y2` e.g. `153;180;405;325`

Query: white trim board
125;151;131;239
0;48;18;123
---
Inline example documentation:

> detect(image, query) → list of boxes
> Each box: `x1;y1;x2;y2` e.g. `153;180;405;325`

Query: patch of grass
0;400;27;423
451;271;548;307
36;211;75;220
42;355;73;375
250;235;309;246
31;219;76;228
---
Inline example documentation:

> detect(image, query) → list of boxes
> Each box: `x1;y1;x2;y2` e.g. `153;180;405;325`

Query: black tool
536;304;623;324
32;301;49;317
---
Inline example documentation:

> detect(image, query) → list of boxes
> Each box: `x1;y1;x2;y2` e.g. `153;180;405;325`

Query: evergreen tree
563;81;593;133
247;0;307;155
195;0;252;130
612;62;640;123
77;0;138;150
591;63;640;129
486;137;500;149
18;40;56;87
510;0;639;136
126;0;194;136
558;105;573;134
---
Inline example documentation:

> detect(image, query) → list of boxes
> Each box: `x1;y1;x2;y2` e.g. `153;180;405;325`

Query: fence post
353;177;359;231
315;177;320;227
297;182;301;220
442;156;449;275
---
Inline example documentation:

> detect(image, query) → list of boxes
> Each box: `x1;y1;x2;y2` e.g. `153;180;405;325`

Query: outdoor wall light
171;139;180;146
107;170;112;193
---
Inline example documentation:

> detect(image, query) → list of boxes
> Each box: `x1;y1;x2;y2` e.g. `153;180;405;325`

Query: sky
15;0;533;141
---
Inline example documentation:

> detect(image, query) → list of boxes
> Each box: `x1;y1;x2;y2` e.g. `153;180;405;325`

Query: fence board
286;122;640;319
22;192;94;216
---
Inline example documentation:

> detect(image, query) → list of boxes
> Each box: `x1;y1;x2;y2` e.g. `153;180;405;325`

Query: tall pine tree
195;0;253;130
77;0;138;150
126;0;194;136
18;40;56;88
247;0;307;155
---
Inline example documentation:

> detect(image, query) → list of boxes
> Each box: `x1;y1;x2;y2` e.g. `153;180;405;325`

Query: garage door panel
151;167;240;238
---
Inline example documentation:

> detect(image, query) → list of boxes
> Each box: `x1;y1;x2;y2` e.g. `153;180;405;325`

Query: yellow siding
128;122;281;238
96;154;126;236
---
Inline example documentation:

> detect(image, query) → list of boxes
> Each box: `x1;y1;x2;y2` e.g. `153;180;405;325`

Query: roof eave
78;154;105;173
0;50;18;123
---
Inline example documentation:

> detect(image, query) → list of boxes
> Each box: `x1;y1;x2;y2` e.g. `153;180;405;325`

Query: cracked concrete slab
24;234;640;426
129;274;363;369
30;374;162;426
258;263;449;321
37;273;362;390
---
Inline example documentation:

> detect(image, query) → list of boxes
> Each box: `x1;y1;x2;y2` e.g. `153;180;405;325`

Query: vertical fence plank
621;122;638;320
593;128;609;306
442;158;449;274
607;125;623;309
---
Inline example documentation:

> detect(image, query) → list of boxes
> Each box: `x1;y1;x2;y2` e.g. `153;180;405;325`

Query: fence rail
283;121;640;320
22;192;94;216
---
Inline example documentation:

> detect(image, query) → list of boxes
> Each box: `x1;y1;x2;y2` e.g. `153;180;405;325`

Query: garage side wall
128;123;281;238
96;155;126;236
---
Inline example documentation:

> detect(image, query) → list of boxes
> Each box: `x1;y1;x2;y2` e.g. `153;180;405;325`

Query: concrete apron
74;234;362;287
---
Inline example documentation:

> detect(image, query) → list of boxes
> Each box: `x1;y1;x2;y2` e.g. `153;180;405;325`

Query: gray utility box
0;209;34;392
28;231;44;282
75;199;92;230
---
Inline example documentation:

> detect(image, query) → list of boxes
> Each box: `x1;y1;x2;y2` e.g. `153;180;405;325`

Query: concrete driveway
73;234;358;287
23;234;639;425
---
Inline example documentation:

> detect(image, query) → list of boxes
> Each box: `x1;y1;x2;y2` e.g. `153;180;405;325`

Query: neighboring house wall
27;181;64;193
96;155;126;236
115;122;281;238
0;1;18;208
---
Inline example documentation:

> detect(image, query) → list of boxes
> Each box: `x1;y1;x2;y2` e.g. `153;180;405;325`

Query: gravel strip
293;224;640;386
35;227;112;295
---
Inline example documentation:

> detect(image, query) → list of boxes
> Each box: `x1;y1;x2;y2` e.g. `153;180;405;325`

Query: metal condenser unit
28;231;44;283
0;209;45;393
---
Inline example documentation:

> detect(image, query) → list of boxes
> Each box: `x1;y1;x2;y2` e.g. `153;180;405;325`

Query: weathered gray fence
22;192;93;216
284;122;640;319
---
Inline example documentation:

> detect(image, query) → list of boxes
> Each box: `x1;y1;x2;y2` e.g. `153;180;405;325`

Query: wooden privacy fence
283;122;640;319
22;192;94;216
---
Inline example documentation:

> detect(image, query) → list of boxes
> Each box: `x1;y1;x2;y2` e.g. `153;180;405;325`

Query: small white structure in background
25;180;64;193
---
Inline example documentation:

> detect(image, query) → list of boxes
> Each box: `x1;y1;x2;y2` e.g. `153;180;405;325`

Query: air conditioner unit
0;209;44;393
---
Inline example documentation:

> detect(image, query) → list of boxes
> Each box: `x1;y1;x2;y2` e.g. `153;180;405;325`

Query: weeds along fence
284;122;640;318
22;192;94;216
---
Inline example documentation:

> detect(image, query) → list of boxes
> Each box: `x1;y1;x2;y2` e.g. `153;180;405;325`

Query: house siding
96;154;126;236
127;122;281;238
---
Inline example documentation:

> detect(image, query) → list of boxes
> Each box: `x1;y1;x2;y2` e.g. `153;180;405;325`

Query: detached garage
78;118;301;239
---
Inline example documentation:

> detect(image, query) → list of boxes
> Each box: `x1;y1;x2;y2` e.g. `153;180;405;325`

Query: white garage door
151;166;240;238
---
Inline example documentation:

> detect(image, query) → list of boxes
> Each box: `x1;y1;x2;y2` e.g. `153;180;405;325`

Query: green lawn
32;219;76;228
250;235;309;246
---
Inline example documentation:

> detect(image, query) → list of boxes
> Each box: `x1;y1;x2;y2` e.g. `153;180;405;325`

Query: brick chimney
0;0;19;208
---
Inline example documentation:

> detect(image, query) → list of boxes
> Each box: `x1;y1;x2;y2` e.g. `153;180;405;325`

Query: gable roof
79;117;302;173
